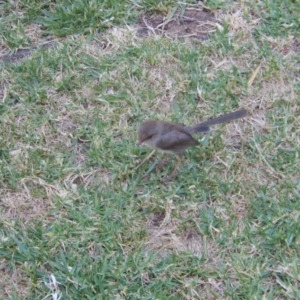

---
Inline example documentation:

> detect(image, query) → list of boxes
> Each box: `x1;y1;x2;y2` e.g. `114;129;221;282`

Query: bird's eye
146;134;155;140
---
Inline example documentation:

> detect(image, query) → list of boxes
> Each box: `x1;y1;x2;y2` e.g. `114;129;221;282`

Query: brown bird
137;108;247;182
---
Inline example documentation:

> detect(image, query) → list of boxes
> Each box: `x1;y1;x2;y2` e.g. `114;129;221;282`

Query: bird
137;108;247;182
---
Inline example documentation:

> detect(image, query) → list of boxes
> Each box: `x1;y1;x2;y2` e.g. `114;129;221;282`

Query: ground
0;0;300;299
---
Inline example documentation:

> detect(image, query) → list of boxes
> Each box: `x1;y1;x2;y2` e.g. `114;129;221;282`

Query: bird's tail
184;108;247;134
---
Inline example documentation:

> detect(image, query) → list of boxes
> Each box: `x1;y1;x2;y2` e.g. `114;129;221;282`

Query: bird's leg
163;153;182;182
156;154;170;170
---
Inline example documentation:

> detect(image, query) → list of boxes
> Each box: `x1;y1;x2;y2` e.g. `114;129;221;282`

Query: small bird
137;108;247;182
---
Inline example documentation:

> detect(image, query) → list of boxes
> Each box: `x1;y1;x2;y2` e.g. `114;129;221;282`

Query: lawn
0;0;300;299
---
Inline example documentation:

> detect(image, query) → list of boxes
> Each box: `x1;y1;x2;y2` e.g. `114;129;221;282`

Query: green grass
1;0;300;299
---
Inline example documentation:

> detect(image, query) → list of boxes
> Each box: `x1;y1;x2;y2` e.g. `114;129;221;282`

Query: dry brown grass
0;261;31;299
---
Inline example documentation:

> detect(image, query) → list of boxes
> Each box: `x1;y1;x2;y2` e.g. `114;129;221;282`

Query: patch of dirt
0;188;53;225
0;6;217;63
148;211;165;227
197;278;226;299
0;41;56;64
291;37;300;54
137;6;216;40
146;211;219;259
0;261;31;299
0;23;57;63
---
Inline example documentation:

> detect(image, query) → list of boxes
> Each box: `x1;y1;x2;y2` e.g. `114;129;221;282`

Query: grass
1;0;300;299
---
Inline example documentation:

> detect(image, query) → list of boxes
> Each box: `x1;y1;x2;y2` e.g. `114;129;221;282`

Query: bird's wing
156;129;199;153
